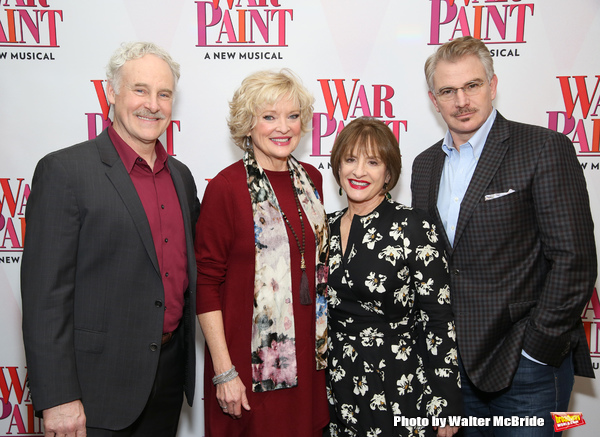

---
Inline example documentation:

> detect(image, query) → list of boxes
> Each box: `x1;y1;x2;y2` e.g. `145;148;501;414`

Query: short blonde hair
228;69;315;149
330;117;402;194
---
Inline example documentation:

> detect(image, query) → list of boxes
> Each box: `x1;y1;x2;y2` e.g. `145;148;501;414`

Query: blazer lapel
168;162;195;278
429;145;453;252
96;131;161;276
453;113;511;249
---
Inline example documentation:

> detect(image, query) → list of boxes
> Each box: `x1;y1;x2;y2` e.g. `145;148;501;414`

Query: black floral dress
326;199;462;437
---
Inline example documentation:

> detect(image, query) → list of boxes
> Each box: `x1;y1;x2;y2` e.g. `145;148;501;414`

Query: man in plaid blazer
411;36;597;436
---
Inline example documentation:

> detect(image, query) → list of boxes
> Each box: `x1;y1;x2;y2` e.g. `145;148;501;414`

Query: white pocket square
485;189;515;201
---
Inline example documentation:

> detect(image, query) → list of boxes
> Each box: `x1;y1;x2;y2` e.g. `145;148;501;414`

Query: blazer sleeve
523;130;597;365
21;153;82;411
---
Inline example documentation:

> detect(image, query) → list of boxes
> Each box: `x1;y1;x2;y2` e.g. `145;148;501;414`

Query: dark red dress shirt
109;126;188;333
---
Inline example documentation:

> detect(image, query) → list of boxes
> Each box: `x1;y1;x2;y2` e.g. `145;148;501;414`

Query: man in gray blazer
21;42;200;437
411;36;597;436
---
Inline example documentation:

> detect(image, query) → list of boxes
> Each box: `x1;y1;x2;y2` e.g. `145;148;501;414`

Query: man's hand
43;400;86;437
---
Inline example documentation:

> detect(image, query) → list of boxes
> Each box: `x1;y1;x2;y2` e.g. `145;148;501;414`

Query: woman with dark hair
326;117;461;437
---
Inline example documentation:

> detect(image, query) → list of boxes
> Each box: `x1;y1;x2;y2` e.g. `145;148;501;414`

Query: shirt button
161;205;165;209
155;300;163;308
164;238;168;243
165;272;169;278
452;269;460;276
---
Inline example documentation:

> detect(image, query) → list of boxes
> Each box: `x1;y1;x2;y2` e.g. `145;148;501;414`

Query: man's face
107;54;174;152
428;54;497;146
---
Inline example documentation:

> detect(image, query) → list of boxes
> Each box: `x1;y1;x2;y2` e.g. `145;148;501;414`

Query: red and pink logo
0;0;63;48
547;75;600;157
429;0;534;46
0;179;28;253
312;79;406;157
0;366;42;436
196;0;293;47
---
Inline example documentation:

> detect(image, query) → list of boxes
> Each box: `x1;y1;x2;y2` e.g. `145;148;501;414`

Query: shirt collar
441;108;497;158
108;125;170;174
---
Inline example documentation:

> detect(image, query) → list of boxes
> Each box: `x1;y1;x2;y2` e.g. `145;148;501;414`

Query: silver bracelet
212;366;238;385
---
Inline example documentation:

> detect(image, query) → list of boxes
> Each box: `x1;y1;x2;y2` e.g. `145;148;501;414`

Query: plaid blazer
410;112;597;392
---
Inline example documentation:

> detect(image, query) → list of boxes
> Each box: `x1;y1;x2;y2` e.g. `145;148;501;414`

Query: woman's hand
216;375;251;419
434;425;460;437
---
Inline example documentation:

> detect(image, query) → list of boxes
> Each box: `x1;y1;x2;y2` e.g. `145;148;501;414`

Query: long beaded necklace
279;168;311;305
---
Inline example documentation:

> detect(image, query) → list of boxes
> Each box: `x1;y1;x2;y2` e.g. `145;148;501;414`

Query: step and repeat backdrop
1;1;599;435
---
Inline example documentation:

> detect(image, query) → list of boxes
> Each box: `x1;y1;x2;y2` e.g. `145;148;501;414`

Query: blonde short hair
228;69;315;149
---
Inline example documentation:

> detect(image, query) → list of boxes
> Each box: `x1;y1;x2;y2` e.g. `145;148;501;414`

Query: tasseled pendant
299;254;312;305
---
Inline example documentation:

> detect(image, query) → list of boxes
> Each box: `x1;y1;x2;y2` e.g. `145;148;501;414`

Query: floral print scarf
244;149;329;392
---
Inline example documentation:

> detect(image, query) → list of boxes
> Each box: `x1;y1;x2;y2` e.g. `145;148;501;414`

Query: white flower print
360;300;384;315
426;396;448;416
353;375;369;396
365;272;387;293
377;245;403;266
426;332;443;355
447;321;456;341
360;211;379;228
363;228;383;249
342;343;358;362
445;347;458;365
347;245;357;262
394;285;412;306
422;220;439;243
435;368;452;378
391;338;412;361
369;392;387;411
438;284;450;304
340;403;360;424
367;428;383;437
330;234;341;252
389;221;407;241
330;253;342;274
397;374;414;395
326;202;460;434
416;363;427;385
328;286;341;307
397;265;409;280
414;271;435;296
415;244;439;266
360;327;385;347
341;273;354;288
328;210;344;225
330;361;347;382
418;309;430;329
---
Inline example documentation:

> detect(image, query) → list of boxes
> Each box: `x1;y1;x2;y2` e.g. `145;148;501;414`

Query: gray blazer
21;129;200;429
411;112;596;392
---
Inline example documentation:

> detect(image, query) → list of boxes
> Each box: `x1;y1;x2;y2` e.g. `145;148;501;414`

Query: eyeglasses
435;80;486;102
